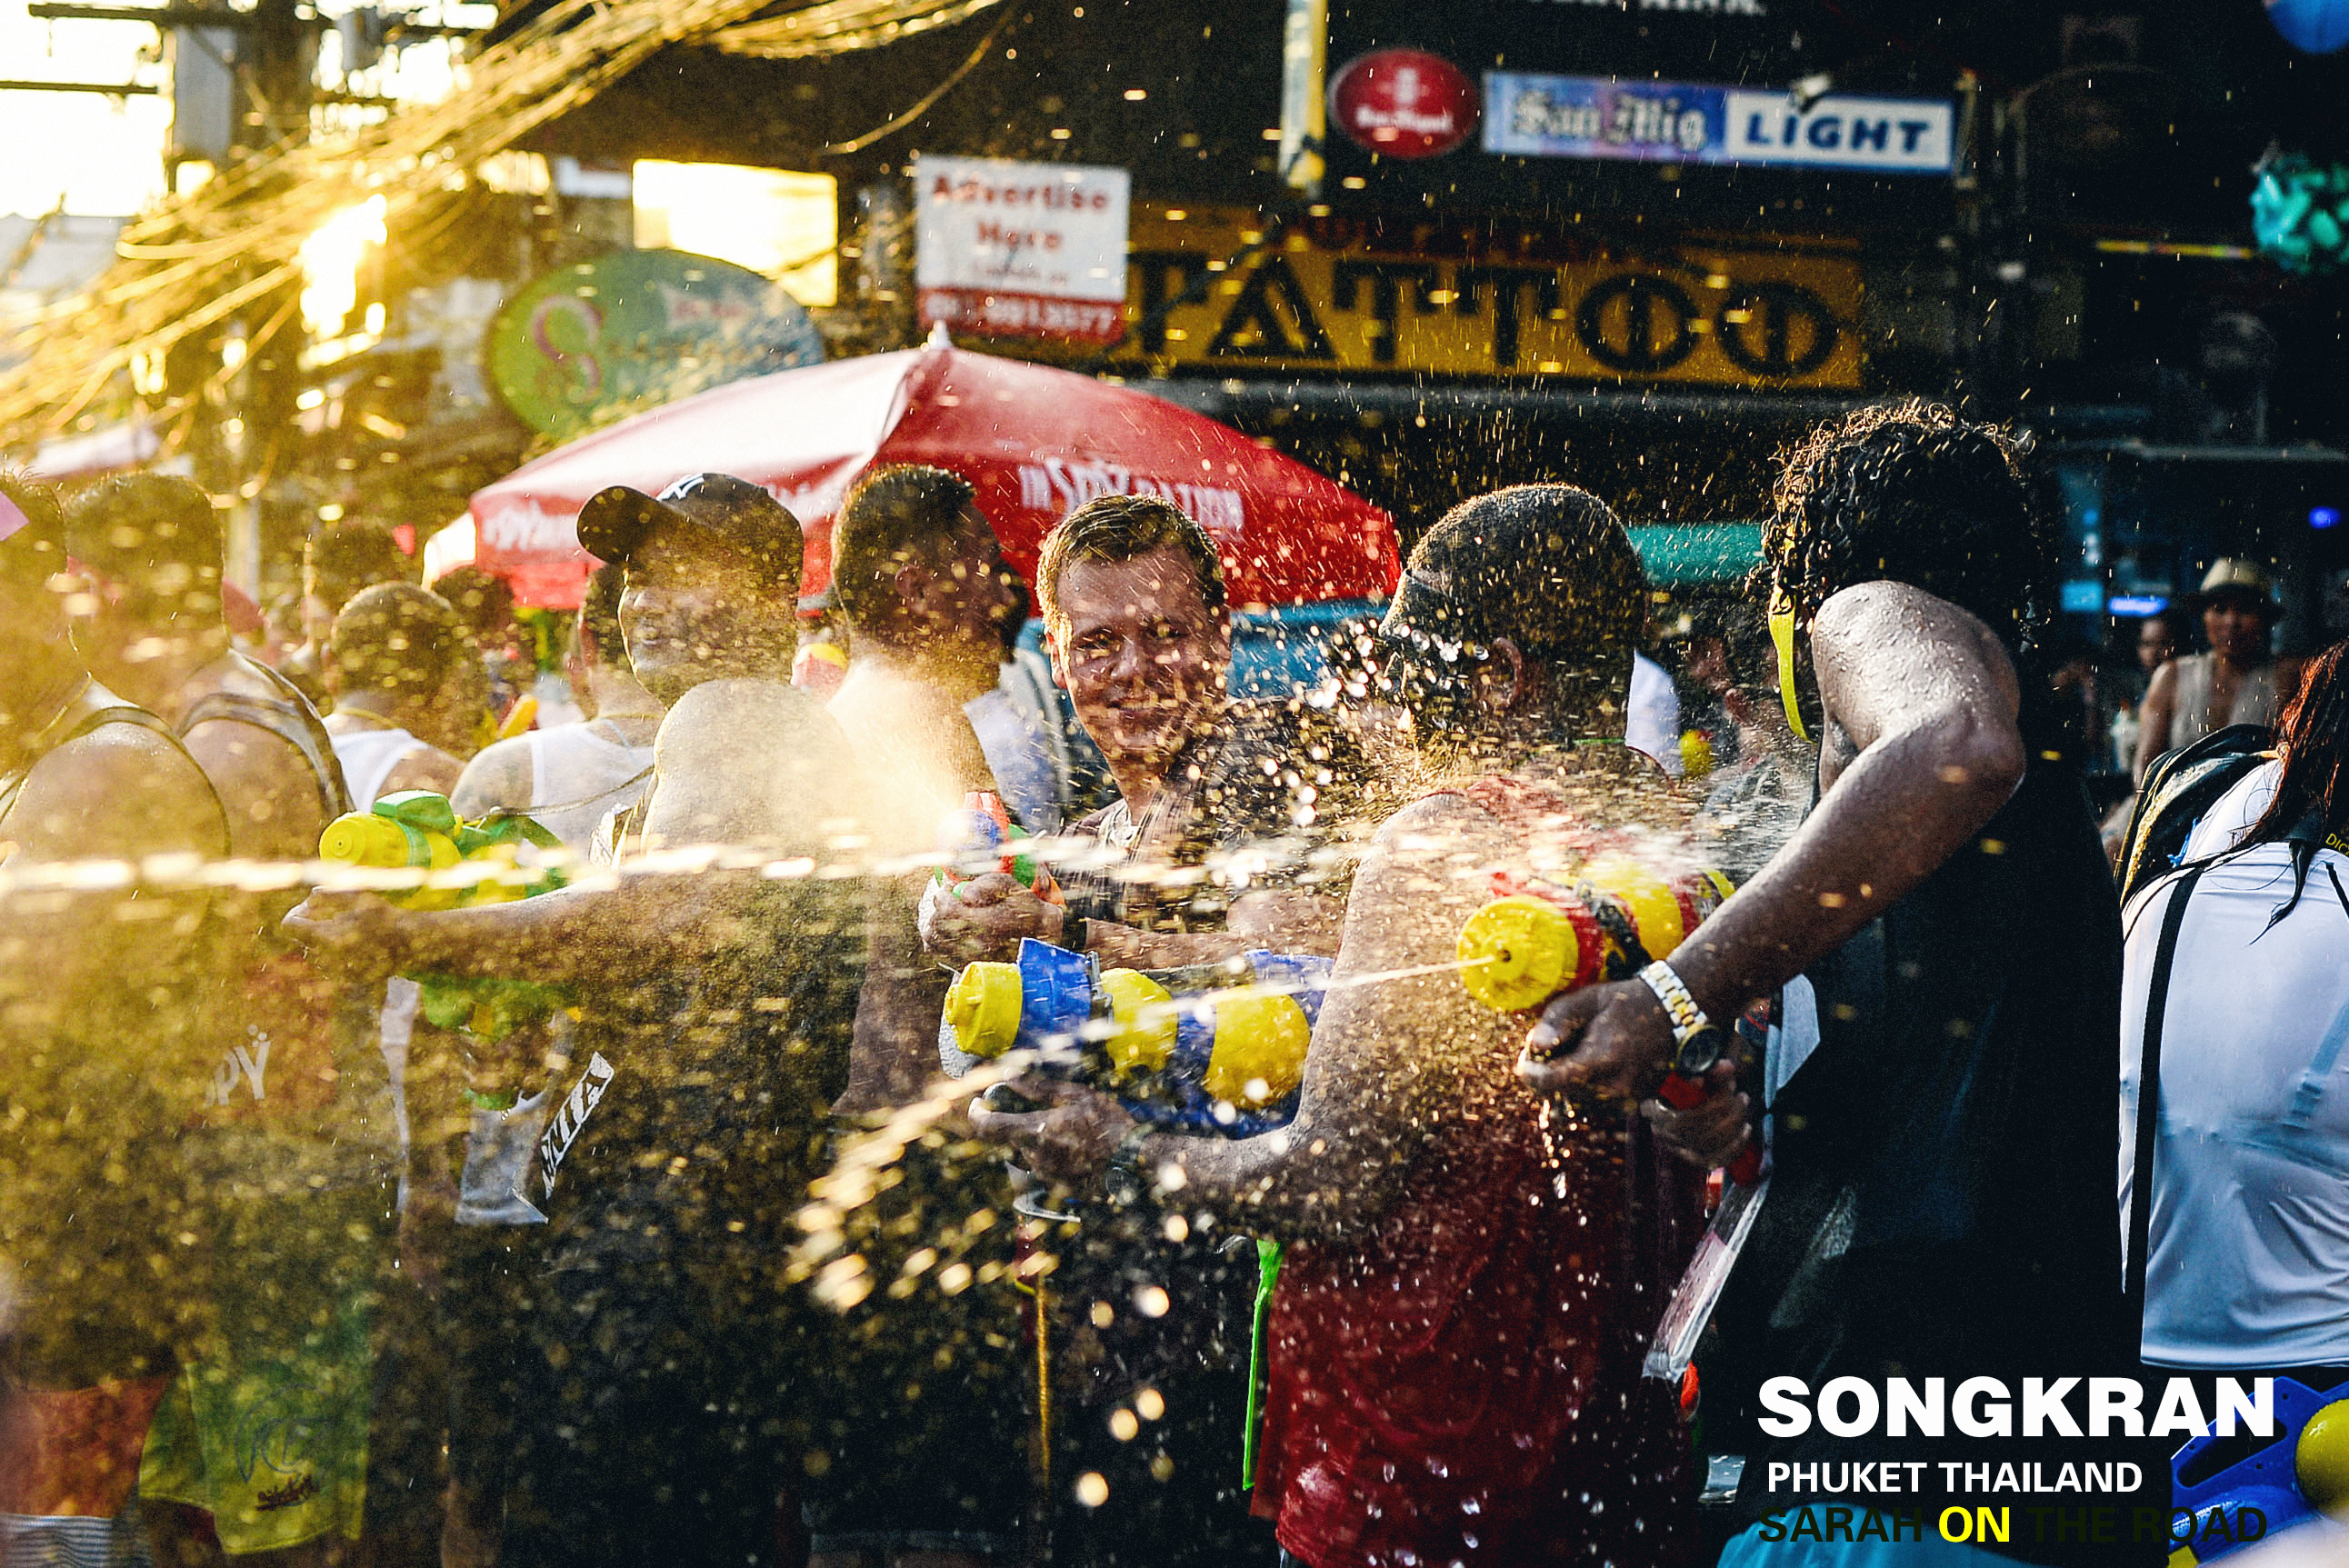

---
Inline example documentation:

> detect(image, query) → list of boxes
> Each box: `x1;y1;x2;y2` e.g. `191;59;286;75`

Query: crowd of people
0;397;2343;1568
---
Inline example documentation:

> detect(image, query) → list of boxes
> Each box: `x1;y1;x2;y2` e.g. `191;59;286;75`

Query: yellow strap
1770;588;1812;744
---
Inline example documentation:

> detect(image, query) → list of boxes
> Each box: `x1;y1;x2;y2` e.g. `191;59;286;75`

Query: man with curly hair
1522;403;2147;1565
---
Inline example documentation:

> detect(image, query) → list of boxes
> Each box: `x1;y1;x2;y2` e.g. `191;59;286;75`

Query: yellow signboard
1118;207;1864;390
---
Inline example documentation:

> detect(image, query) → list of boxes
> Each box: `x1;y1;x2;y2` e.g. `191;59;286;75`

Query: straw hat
2195;557;2276;605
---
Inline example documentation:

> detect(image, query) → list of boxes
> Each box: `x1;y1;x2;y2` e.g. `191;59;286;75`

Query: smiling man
924;493;1369;1567
925;493;1361;971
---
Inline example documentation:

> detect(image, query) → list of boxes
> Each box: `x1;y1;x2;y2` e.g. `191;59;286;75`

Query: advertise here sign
915;155;1131;344
1486;74;1954;175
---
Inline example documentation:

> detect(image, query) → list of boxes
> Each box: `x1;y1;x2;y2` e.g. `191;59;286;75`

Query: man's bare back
174;652;343;865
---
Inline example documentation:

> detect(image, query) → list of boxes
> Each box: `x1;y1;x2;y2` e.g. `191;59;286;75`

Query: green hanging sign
486;247;825;440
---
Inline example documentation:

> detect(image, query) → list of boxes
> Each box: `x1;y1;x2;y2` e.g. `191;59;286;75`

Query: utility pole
27;2;475;598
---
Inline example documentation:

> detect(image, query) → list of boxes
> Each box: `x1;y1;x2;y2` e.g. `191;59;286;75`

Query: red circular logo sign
1330;49;1479;160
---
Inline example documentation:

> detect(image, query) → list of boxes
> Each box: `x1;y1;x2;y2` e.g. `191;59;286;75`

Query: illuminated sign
914;155;1131;344
485;249;822;441
1485;74;1954;175
1119;207;1863;389
1330;50;1480;159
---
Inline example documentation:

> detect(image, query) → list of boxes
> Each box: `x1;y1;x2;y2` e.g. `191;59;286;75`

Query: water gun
935;790;1062;904
2168;1378;2349;1561
317;791;568;1039
1456;850;1759;1183
942;938;1329;1137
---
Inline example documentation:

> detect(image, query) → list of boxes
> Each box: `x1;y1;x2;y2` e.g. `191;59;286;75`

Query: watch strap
1637;958;1711;1045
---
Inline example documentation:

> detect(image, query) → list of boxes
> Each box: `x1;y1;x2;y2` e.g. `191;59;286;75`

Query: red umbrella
450;337;1399;610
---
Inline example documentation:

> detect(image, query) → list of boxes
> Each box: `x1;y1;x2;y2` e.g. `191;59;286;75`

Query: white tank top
2121;762;2349;1369
330;724;429;812
521;720;657;847
2169;653;2281;747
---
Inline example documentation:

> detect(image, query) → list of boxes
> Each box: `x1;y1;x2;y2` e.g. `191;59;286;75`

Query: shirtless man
977;484;1706;1568
287;474;867;1568
0;473;226;1564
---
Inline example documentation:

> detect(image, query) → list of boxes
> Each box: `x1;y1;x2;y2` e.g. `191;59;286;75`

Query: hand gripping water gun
2167;1378;2349;1562
317;790;569;1039
1455;850;1759;1183
942;938;1329;1137
934;790;1063;903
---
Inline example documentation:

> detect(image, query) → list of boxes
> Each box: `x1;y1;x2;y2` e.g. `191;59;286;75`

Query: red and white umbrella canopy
456;341;1399;610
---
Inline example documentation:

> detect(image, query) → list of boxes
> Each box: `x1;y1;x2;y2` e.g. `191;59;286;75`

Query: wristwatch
1637;958;1728;1079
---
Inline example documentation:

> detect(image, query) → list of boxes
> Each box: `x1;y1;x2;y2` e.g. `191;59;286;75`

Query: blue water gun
2168;1377;2349;1561
940;938;1330;1137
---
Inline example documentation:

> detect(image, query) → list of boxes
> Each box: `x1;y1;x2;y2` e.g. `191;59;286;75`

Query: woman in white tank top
2134;561;2291;780
2121;641;2349;1373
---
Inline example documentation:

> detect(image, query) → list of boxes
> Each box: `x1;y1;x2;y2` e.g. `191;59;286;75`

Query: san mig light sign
1486;74;1954;175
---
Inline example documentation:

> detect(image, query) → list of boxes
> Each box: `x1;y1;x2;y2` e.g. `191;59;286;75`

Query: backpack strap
2125;861;2210;1321
178;657;353;823
2116;723;2275;906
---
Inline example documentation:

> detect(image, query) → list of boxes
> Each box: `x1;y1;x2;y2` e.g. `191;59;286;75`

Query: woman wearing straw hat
2133;556;2295;781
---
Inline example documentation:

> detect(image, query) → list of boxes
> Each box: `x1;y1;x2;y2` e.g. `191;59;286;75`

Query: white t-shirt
1627;651;1684;778
522;719;656;848
2120;760;2349;1368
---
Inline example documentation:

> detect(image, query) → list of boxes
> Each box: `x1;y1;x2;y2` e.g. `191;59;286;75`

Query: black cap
576;473;804;584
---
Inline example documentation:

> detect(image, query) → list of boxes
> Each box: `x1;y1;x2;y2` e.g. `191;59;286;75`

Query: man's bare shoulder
660;678;848;758
1815;579;2005;655
1357;792;1514;899
13;722;221;861
646;678;865;852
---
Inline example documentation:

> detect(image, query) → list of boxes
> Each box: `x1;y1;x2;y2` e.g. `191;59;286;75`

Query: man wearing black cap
289;474;868;1568
0;472;228;1563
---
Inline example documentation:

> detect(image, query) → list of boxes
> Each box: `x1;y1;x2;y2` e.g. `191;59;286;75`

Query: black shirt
1712;667;2154;1563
